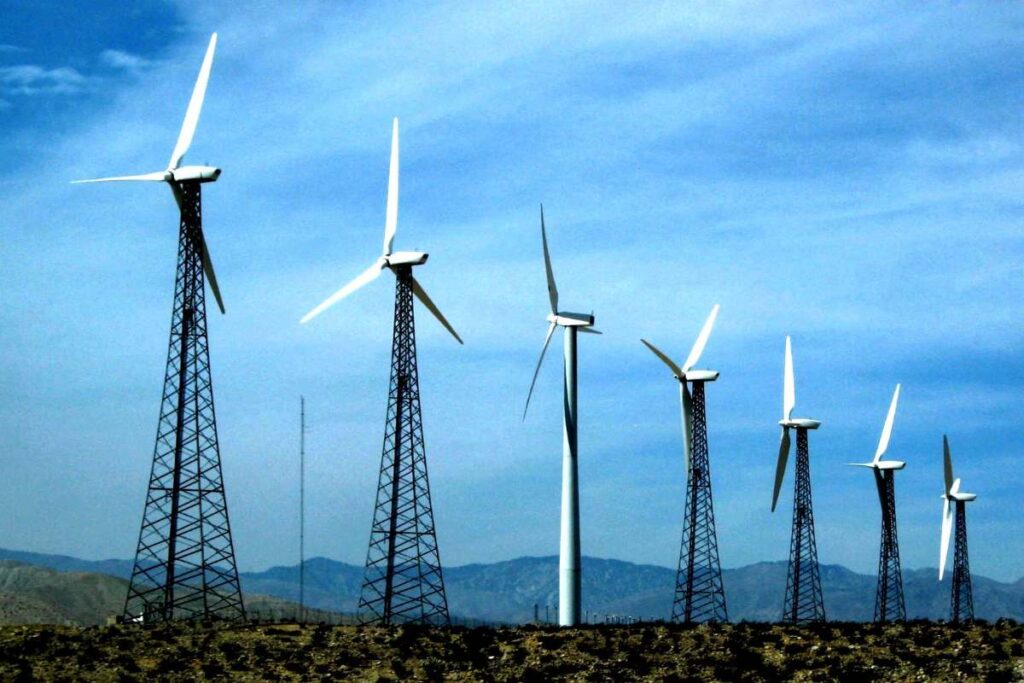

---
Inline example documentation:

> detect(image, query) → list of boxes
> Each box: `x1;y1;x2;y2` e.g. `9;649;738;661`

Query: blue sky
1;2;1022;584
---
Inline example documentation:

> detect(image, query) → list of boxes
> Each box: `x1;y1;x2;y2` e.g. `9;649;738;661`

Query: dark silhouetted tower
124;181;245;622
672;380;728;623
782;429;825;623
357;266;450;625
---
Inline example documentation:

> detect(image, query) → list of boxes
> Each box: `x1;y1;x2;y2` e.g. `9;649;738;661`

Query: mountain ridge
0;547;1020;624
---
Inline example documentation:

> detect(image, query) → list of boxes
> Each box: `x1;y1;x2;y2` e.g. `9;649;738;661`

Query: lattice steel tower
772;337;825;623
73;34;245;623
939;436;976;624
851;384;906;624
874;471;906;622
357;266;450;625
949;503;974;622
125;182;245;622
300;118;462;626
672;380;728;623
782;430;825;622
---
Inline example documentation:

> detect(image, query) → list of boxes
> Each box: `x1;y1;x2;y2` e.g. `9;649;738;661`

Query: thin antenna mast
299;396;306;623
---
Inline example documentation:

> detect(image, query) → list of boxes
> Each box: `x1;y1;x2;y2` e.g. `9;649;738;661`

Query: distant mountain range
0;547;1021;625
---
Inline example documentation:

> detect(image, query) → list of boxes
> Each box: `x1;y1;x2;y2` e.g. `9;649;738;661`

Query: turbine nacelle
780;418;821;430
683;369;719;383
386;251;429;267
849;460;905;471
547;311;595;328
172;165;221;183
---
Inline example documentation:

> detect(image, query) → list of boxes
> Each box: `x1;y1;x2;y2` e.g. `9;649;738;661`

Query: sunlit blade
683;304;720;372
540;205;558;314
681;382;693;482
874;383;901;462
873;469;887;511
523;322;557;420
168;33;217;170
939;497;953;581
71;171;168;184
771;427;791;512
641;339;683;377
943;434;954;494
300;258;384;324
196;227;225;314
579;327;602;335
412;276;462;344
950;477;960;496
784;336;796;421
382;117;399;256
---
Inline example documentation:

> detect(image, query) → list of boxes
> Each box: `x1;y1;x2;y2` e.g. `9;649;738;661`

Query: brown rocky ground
0;620;1021;682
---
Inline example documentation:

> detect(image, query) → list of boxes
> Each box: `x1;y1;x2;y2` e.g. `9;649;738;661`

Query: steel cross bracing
782;429;825;623
874;470;906;623
672;381;728;624
357;265;450;626
950;501;974;623
124;181;245;622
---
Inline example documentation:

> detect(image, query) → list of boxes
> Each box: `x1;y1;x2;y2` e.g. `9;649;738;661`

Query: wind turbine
301;118;460;626
641;305;728;624
523;205;599;627
850;384;906;623
771;336;825;623
73;33;245;623
939;435;976;623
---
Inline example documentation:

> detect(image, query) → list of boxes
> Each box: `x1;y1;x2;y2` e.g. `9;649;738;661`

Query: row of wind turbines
71;33;979;626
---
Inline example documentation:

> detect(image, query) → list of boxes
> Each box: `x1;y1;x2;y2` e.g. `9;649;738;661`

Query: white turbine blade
681;382;693;482
300;258;384;324
943;434;954;494
382;117;399;256
412;276;463;345
196;227;225;314
771;427;791;512
168;33;217;170
71;172;168;184
682;304;720;372
540;204;558;314
783;336;796;420
939;497;953;581
874;383;901;462
579;327;602;335
523;322;557;420
641;339;683;377
950;477;961;495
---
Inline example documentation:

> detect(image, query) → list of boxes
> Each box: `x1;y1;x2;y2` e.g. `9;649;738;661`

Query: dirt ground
0;619;1021;681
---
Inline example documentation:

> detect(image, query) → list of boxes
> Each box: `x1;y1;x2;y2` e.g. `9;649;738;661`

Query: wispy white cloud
99;49;152;72
0;64;87;95
0;44;27;54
